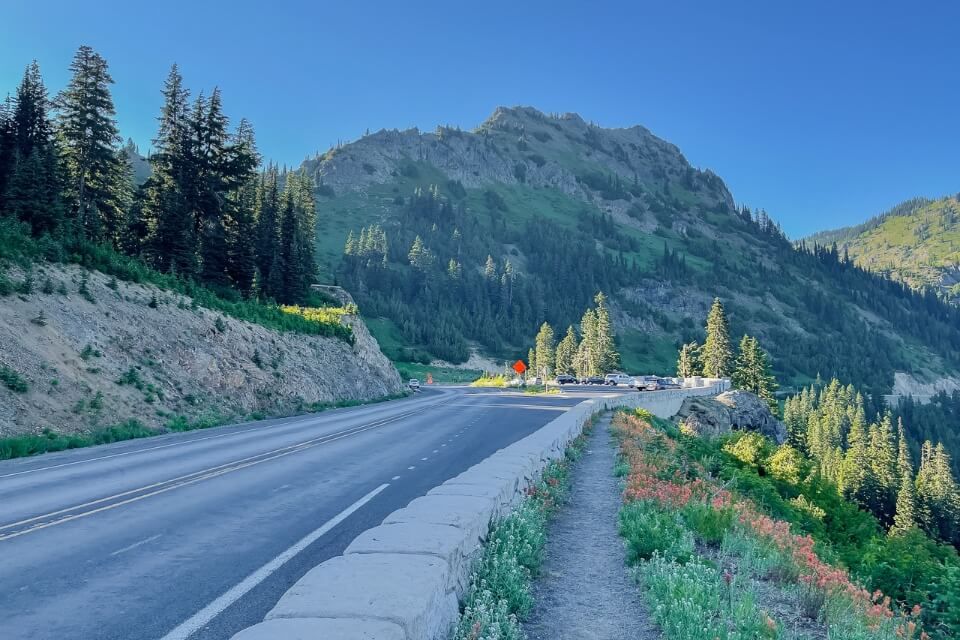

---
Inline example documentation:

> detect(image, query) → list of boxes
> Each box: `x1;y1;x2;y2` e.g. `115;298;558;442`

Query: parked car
604;373;635;387
508;377;526;388
581;375;605;385
657;377;682;390
529;376;543;386
556;374;577;385
634;375;660;391
408;378;421;391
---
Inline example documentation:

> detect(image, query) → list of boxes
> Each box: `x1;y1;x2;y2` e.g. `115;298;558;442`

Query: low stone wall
231;385;724;640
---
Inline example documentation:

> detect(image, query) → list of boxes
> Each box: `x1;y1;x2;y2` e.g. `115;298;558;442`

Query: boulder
674;390;787;444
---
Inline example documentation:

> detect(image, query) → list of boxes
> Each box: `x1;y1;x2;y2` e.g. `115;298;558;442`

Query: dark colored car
582;375;605;385
556;374;577;385
657;377;682;390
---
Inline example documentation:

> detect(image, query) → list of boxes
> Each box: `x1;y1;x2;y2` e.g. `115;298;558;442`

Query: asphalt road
0;386;618;640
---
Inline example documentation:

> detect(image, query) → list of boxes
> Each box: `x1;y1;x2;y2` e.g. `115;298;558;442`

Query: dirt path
524;414;659;640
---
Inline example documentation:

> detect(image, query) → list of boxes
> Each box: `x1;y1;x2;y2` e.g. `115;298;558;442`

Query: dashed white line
158;483;389;640
421;457;429;461
391;475;401;481
110;534;162;557
441;444;446;447
432;449;439;454
408;466;416;470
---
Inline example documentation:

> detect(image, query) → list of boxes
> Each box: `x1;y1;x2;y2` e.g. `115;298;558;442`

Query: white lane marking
391;475;401;481
432;449;439;454
407;466;415;470
421;457;429;461
110;534;162;557
0;394;451;480
441;444;446;447
158;483;389;640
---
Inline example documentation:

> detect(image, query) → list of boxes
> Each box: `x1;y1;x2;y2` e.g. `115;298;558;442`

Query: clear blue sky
2;0;957;237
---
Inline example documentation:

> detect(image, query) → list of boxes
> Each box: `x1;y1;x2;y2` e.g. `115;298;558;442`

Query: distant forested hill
301;106;960;398
805;195;960;302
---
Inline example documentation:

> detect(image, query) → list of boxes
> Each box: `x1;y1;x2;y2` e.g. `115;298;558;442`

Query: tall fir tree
593;292;619;374
732;335;778;411
555;325;578;375
533;322;555;379
3;62;63;234
891;419;918;535
702;297;733;377
254;165;280;296
56;45;130;245
146;64;196;275
225;118;260;296
575;307;598;378
676;341;701;378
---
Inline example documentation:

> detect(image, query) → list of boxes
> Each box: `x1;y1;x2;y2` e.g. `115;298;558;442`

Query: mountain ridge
298;105;960;398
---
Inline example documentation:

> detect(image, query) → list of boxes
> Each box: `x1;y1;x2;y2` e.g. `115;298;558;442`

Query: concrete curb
230;384;723;640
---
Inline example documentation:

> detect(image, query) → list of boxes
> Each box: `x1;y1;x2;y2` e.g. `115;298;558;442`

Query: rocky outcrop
0;264;402;437
675;390;787;444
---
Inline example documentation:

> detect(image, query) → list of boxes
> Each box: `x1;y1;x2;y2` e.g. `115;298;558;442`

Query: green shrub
619;501;693;564
0;272;13;296
0;365;29;393
682;501;735;545
768;443;804;484
722;431;773;468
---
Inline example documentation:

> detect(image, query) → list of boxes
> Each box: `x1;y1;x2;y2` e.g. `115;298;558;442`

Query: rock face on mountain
0;264;402;437
675;390;787;444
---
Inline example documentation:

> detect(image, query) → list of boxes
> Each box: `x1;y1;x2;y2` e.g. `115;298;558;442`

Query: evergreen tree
891;419;918;535
146;64;196;275
224;118;260;296
555;325;578;375
533;322;555;379
575;308;598;378
916;442;960;543
866;414;898;524
593;292;619;373
2;62;63;233
254;165;280;295
839;399;869;501
56;45;129;245
274;170;317;303
732;335;778;410
676;341;701;378
195;89;231;287
701;297;733;377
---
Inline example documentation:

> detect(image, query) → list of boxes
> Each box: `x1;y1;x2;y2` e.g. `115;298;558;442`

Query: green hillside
806;195;960;300
302;107;960;398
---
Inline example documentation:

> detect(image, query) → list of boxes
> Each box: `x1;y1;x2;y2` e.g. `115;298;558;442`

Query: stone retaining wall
232;385;724;640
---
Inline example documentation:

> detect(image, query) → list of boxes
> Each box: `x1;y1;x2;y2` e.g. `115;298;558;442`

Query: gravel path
524;414;659;640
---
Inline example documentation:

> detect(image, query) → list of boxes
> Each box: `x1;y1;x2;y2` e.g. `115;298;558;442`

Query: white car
408;378;421;391
604;373;635;387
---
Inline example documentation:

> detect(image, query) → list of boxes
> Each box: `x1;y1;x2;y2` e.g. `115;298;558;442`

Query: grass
0;218;351;341
394;361;481;384
470;374;511;387
0;390;411;462
613;408;937;640
617;329;677;375
452;426;587;640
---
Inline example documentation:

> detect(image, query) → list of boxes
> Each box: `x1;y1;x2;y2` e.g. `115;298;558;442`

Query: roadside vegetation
0;49;351;341
614;408;959;639
470;374;511;388
451;424;590;639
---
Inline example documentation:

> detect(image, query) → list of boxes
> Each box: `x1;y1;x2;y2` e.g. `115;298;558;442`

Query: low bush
619;501;693;564
1;365;29;393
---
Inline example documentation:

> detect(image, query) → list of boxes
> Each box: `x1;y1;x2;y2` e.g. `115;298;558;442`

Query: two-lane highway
0;386;617;640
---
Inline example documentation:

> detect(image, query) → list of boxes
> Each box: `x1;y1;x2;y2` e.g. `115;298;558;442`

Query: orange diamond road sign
512;360;527;375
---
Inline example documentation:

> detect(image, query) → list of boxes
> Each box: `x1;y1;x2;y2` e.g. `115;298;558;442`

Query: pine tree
575;308;598;378
224;118;260;296
702;298;733;377
891;419;918;535
3;62;63;233
593;292;619;373
195;89;231;287
555;326;578;375
866;414;898;525
534;322;555;379
732;335;778;410
676;341;700;378
916;442;960;543
839;399;869;502
254;165;280;296
56;46;129;245
146;64;196;275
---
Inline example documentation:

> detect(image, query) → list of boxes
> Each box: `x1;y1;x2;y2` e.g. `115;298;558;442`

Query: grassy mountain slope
301;106;960;397
806;195;960;300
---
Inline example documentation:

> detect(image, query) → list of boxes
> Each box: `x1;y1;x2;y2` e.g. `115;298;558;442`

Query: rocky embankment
0;264;402;437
